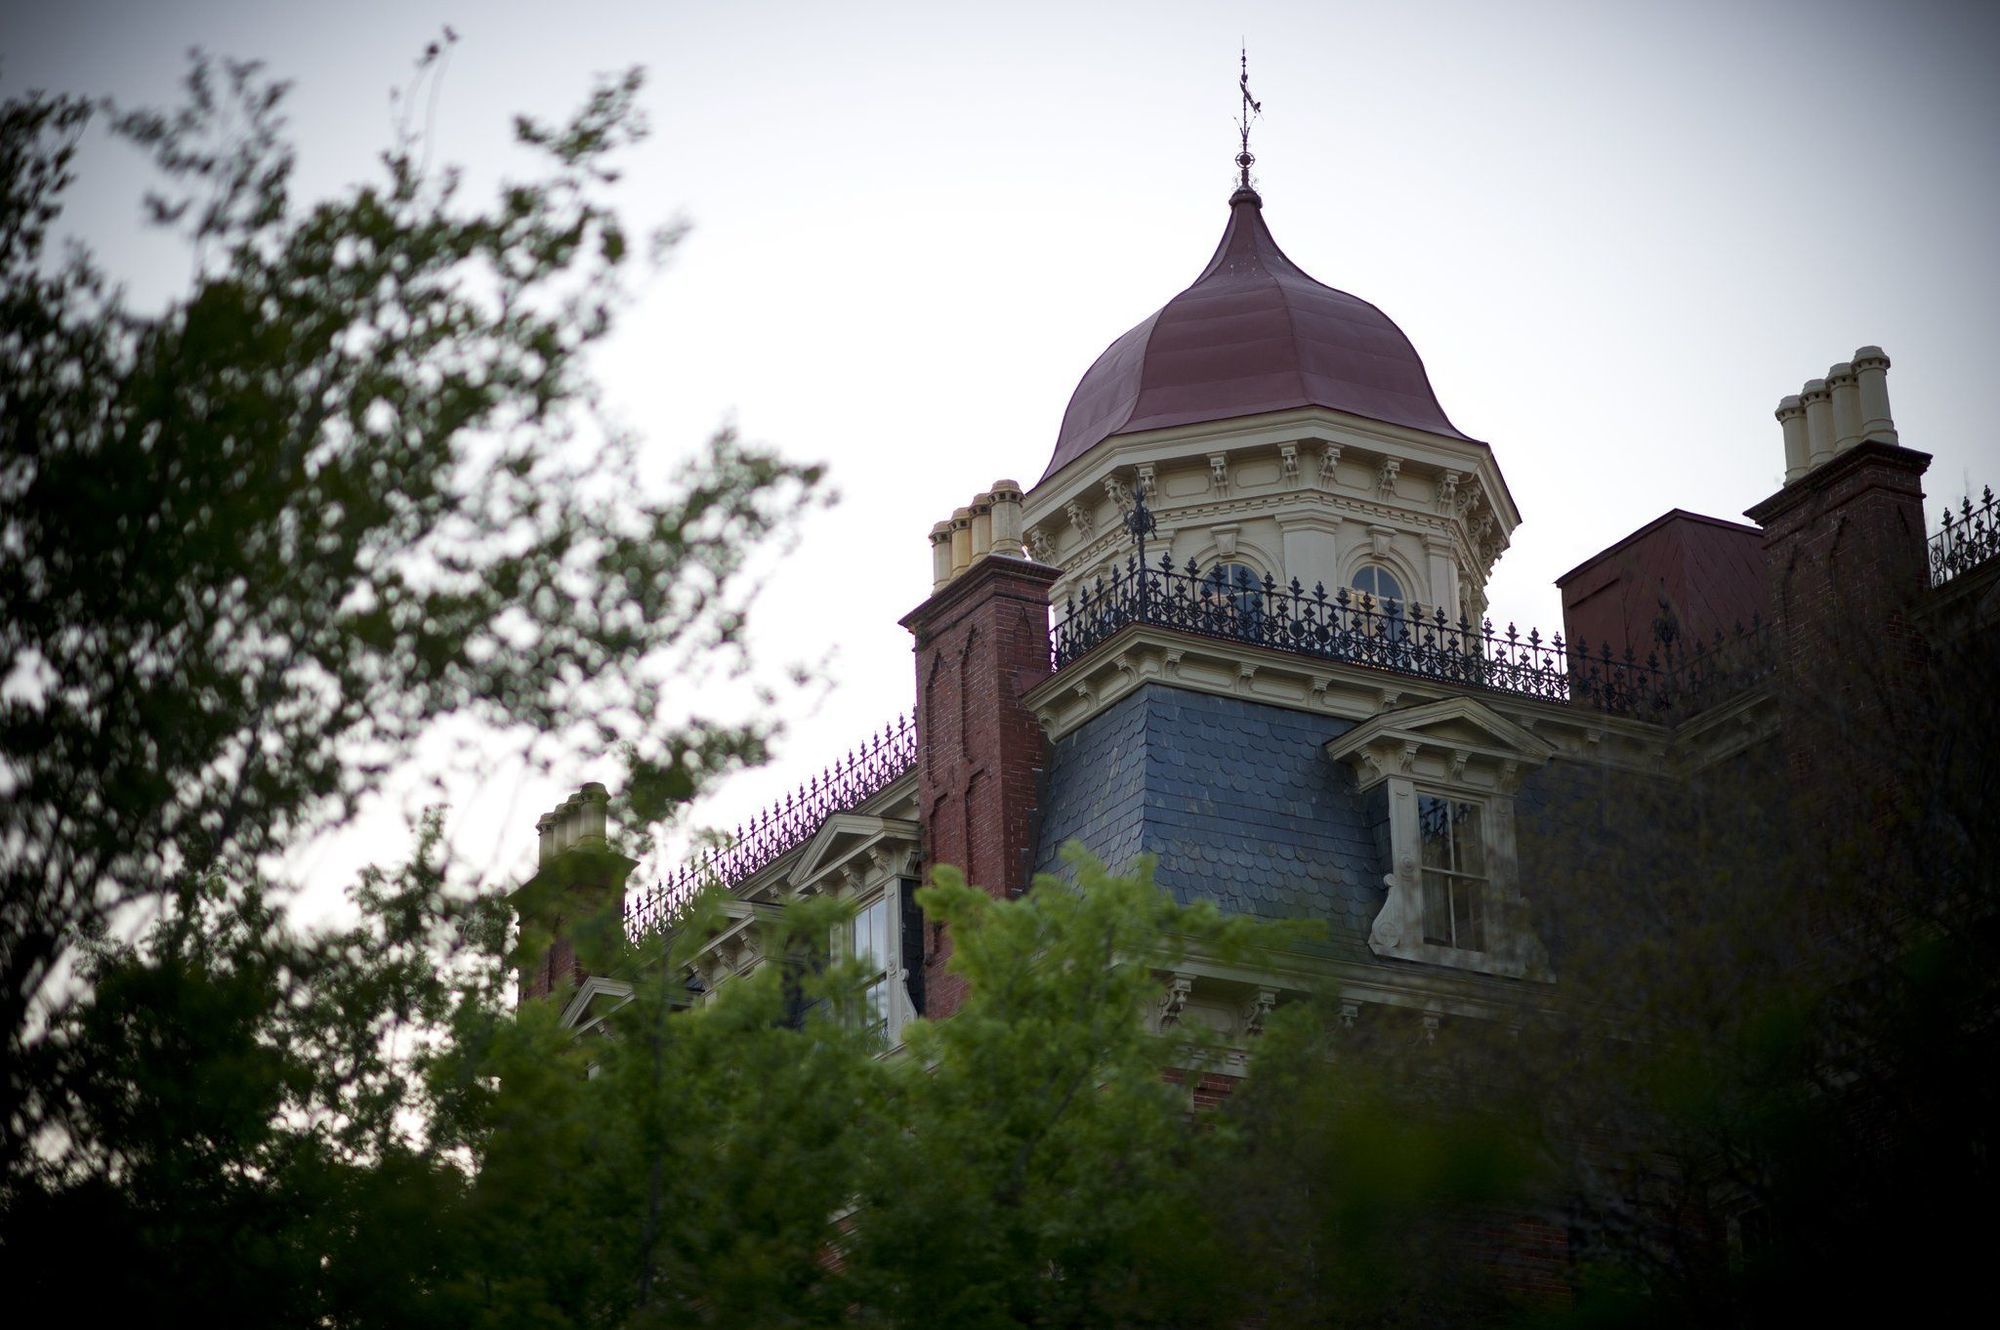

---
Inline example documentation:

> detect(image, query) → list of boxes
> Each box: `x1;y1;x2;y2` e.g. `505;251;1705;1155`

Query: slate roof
1034;684;1380;961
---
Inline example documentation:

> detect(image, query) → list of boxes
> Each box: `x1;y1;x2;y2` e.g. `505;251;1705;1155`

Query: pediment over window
558;975;635;1033
683;897;787;992
1323;696;1555;793
1325;697;1553;982
786;813;920;896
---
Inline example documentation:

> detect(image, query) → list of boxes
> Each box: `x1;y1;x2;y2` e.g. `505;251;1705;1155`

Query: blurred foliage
0;43;820;1178
1509;601;2000;1326
6;37;1997;1330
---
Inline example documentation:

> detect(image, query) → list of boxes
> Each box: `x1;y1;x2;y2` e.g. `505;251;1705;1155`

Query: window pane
1462;880;1487;951
1419;795;1451;870
854;898;889;970
1452;803;1485;878
1355;565;1403;605
1210;562;1264;633
1422;870;1451;946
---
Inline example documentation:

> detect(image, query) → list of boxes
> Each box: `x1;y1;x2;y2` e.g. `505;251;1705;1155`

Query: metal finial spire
1235;45;1262;190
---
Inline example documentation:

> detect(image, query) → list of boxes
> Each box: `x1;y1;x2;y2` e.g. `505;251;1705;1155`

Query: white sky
9;0;1999;907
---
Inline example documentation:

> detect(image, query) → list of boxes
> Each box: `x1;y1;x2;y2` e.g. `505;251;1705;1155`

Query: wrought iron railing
624;714;916;935
1052;550;1769;721
1930;485;1998;588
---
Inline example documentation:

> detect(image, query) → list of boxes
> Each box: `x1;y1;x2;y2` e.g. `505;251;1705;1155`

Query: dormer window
1323;697;1555;982
779;812;922;1050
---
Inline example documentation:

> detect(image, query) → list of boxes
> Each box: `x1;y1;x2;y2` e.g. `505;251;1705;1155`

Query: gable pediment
1325;695;1555;792
786;813;920;895
558;975;635;1033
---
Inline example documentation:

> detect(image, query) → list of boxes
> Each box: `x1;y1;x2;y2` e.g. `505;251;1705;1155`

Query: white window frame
1323;696;1556;982
836;881;919;1049
1416;791;1490;953
782;813;923;1049
846;889;897;1046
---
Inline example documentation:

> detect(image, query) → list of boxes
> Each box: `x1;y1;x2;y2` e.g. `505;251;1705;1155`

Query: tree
0;45;820;1179
0;51;1320;1324
843;850;1265;1330
1492;569;2000;1326
5;815;496;1323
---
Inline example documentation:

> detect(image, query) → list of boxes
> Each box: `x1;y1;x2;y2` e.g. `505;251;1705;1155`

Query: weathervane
1236;45;1262;190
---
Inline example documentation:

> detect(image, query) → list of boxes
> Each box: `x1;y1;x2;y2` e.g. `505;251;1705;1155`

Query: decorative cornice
1743;439;1933;528
1024;405;1522;531
1066;499;1095;540
1025;621;1672;773
1044;486;1489;590
1377;455;1402;499
1162;944;1567;1027
1323;694;1559;793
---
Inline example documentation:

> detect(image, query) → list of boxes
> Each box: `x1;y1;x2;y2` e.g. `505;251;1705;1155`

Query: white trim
559;975;635;1033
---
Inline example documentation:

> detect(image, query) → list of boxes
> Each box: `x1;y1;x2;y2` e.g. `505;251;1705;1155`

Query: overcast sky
9;0;1999;903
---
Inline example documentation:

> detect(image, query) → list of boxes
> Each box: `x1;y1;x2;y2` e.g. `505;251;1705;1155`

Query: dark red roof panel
1043;187;1473;482
1557;510;1768;654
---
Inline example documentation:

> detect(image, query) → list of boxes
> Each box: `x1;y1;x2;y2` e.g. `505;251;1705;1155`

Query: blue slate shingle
1034;684;1379;960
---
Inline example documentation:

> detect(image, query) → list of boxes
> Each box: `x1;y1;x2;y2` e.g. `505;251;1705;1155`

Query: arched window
1351;564;1404;608
1205;561;1266;638
1350;563;1408;656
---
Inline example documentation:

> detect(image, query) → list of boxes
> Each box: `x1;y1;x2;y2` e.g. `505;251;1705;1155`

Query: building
519;165;2000;1285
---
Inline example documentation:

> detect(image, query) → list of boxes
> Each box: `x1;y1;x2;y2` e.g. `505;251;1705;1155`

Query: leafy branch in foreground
5;810;495;1323
408;844;1291;1329
0;50;821;1171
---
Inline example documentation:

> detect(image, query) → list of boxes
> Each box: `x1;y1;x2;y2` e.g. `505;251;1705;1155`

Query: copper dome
1043;186;1473;482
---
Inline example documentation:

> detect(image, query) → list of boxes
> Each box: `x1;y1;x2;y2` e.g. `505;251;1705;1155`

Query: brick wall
901;555;1060;1019
1744;441;1932;798
1163;1066;1242;1111
511;844;635;1008
1466;1210;1573;1305
519;929;582;1003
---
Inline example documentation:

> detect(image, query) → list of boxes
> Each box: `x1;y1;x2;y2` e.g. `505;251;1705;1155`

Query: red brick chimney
511;782;637;1005
899;521;1058;1018
1745;439;1932;790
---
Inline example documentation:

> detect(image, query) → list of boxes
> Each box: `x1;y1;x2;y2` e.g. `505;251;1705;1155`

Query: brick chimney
901;485;1058;1017
1745;348;1932;796
511;781;637;1005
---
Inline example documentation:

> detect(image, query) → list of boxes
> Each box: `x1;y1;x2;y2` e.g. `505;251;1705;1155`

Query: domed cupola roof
1043;185;1472;482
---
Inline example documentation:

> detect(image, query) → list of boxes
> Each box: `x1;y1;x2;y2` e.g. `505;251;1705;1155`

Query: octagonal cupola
1020;183;1520;629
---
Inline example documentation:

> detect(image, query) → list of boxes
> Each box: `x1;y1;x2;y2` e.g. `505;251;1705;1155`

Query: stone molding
1025;621;1672;775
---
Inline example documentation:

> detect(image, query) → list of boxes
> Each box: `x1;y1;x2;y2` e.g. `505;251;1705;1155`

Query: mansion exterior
517;174;1999;1280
